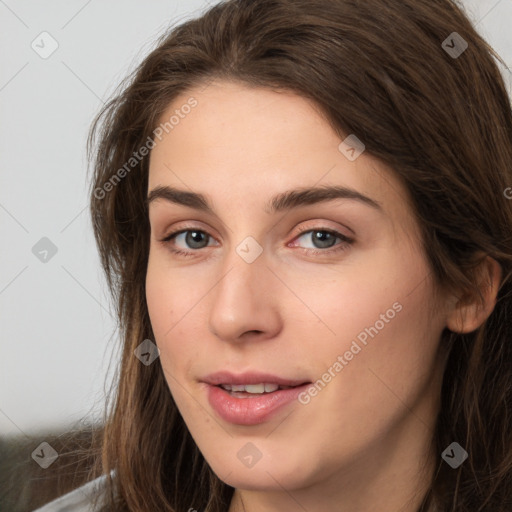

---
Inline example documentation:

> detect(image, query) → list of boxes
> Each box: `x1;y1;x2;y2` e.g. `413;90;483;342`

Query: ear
446;256;502;334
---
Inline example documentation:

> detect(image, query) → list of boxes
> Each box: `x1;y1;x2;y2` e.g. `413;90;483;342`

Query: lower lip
204;383;311;425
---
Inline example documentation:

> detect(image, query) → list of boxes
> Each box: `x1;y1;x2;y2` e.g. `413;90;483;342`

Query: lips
201;371;312;425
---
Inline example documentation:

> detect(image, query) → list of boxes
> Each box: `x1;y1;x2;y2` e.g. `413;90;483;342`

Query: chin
206;451;316;492
216;466;295;491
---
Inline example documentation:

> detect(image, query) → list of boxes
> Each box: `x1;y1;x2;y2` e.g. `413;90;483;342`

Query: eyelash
159;225;354;259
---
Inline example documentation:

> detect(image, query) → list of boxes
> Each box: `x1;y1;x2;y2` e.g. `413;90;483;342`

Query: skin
145;79;501;512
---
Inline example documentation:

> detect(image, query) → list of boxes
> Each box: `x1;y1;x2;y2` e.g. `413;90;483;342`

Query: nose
208;245;282;343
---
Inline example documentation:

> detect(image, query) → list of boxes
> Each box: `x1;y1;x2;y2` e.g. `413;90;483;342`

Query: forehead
153;80;340;158
148;80;418;237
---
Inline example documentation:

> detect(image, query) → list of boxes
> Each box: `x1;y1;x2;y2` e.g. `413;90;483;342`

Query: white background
1;0;511;436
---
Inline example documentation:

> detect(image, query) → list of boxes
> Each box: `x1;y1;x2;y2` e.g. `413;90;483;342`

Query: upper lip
202;371;310;387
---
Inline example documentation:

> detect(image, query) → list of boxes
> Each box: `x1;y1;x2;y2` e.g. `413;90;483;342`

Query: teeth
245;384;266;394
219;383;282;393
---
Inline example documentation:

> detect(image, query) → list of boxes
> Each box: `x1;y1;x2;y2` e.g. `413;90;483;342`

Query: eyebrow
146;184;383;215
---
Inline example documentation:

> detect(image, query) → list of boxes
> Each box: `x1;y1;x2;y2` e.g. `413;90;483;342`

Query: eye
159;226;354;258
160;229;218;257
290;227;354;254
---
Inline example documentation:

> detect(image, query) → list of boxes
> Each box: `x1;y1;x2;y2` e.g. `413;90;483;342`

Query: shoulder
31;471;114;512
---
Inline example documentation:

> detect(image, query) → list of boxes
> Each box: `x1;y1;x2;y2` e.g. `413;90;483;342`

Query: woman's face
146;80;450;506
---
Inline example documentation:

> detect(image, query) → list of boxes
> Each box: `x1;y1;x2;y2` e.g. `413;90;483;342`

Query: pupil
187;231;207;248
313;231;335;248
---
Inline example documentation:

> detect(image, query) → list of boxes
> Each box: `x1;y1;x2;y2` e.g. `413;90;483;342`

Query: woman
34;0;512;510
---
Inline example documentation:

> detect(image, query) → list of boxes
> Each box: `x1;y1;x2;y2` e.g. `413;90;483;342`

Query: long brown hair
85;0;512;510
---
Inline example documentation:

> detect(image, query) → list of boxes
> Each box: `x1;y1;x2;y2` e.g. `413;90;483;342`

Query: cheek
145;253;215;389
310;280;441;443
294;242;442;401
275;247;429;355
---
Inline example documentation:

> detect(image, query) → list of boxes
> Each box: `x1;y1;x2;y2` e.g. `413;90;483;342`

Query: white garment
31;473;111;512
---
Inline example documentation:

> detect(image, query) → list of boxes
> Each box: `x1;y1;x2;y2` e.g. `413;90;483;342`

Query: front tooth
244;383;266;394
224;383;280;393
